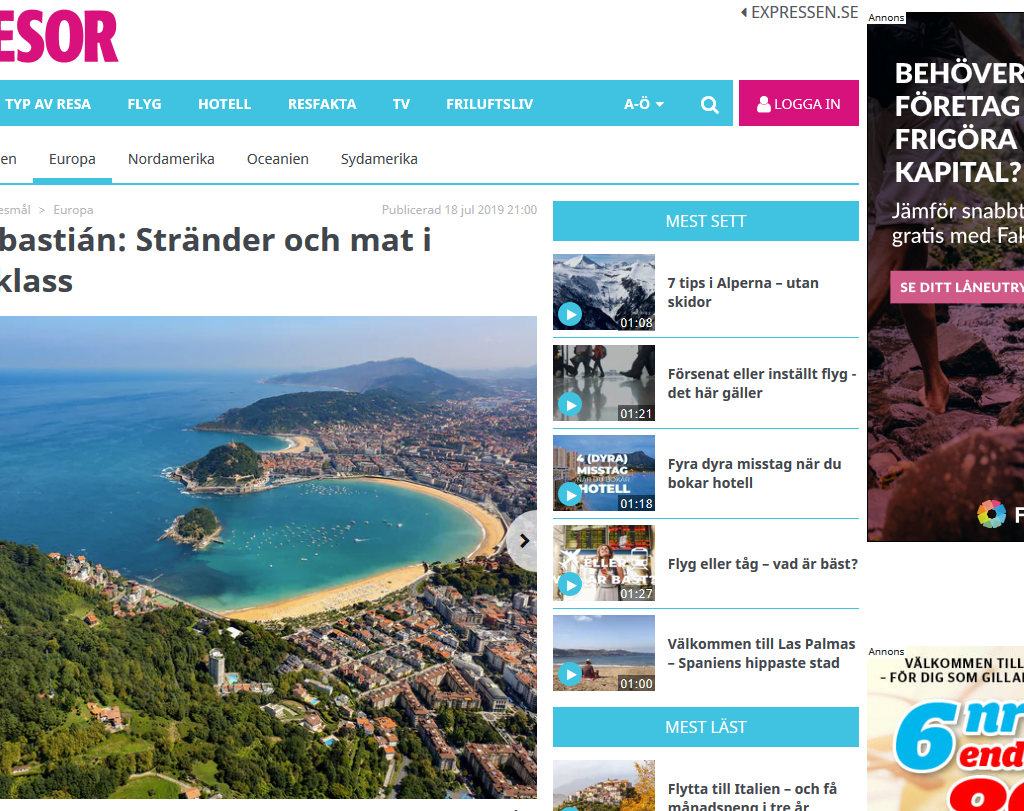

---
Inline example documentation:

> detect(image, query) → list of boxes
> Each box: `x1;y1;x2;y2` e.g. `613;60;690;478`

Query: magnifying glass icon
701;96;719;114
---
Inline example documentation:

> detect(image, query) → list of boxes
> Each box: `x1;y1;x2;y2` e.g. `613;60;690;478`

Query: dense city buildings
568;779;633;806
259;394;537;521
464;743;538;800
287;559;538;796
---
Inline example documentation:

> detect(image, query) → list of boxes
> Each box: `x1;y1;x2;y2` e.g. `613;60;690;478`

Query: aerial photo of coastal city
0;316;538;800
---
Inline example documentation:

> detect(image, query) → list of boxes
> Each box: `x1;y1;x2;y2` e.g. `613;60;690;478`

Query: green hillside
177;507;220;540
181;442;263;487
0;542;387;799
196;389;423;434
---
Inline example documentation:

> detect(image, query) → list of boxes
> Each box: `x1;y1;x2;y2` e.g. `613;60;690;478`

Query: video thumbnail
553;614;655;692
553;525;654;602
553;344;655;422
554;759;655;810
553;254;655;331
554;435;656;511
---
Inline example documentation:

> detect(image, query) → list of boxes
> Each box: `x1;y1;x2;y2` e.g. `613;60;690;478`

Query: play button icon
558;301;582;327
558;392;583;417
558;662;582;687
558;482;583;507
558;572;583;597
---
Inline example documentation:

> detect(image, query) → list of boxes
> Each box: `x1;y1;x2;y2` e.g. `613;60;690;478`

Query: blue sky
0;316;536;371
554;760;639;792
554;434;655;459
553;614;655;651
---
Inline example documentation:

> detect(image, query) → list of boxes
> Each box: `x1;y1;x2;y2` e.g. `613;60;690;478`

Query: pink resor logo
0;10;117;62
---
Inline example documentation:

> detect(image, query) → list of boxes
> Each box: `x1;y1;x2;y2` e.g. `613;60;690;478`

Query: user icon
757;95;771;113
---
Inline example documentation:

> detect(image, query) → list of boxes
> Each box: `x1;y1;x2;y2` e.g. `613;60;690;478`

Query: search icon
701;96;719;114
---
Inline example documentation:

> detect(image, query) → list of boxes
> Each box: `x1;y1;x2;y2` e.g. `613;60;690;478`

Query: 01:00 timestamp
618;676;656;691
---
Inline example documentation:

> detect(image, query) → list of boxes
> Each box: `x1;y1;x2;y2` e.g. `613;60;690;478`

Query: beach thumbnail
554;759;655;810
553;254;655;331
554;344;655;421
553;614;655;692
553;525;654;602
0;316;538;801
554;434;656;511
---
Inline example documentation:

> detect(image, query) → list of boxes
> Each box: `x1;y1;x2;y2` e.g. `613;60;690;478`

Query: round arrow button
558;662;582;687
558;572;583;597
558;301;582;327
558;392;583;417
558;482;583;507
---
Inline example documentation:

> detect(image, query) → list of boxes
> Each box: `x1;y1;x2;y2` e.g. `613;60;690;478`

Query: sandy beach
552;665;656;692
369;477;505;559
274;434;316;454
226;564;427;621
222;476;506;621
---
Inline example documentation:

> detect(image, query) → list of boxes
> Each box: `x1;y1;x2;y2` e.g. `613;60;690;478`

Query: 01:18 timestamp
618;496;655;511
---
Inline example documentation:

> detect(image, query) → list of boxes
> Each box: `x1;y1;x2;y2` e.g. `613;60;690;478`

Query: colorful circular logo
977;500;1007;529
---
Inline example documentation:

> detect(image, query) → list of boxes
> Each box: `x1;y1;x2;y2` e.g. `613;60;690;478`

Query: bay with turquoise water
0;370;483;612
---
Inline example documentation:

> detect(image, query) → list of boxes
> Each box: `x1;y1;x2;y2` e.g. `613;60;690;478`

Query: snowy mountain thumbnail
553;254;655;330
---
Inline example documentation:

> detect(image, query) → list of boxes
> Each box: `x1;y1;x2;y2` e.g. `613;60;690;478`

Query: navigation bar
0;80;734;126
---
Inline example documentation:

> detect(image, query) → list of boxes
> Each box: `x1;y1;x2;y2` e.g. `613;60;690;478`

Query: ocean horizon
551;652;656;667
0;370;484;612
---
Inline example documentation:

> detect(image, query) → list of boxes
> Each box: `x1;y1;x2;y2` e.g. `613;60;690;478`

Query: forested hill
626;450;655;471
0;543;389;799
265;357;489;401
176;506;220;539
181;441;263;487
196;389;424;434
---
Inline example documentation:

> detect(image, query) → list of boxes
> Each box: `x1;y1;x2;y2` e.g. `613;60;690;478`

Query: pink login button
738;80;858;126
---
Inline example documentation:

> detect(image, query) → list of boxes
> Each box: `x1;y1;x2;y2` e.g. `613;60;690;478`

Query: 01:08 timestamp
618;316;654;330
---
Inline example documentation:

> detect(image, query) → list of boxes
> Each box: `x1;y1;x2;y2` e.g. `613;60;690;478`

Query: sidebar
548;193;862;806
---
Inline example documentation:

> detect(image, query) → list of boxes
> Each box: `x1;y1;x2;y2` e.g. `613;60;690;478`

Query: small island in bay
161;505;223;549
173;441;267;493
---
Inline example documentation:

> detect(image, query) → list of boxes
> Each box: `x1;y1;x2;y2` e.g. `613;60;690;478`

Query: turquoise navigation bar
553;707;859;747
553;200;860;241
0;80;733;127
